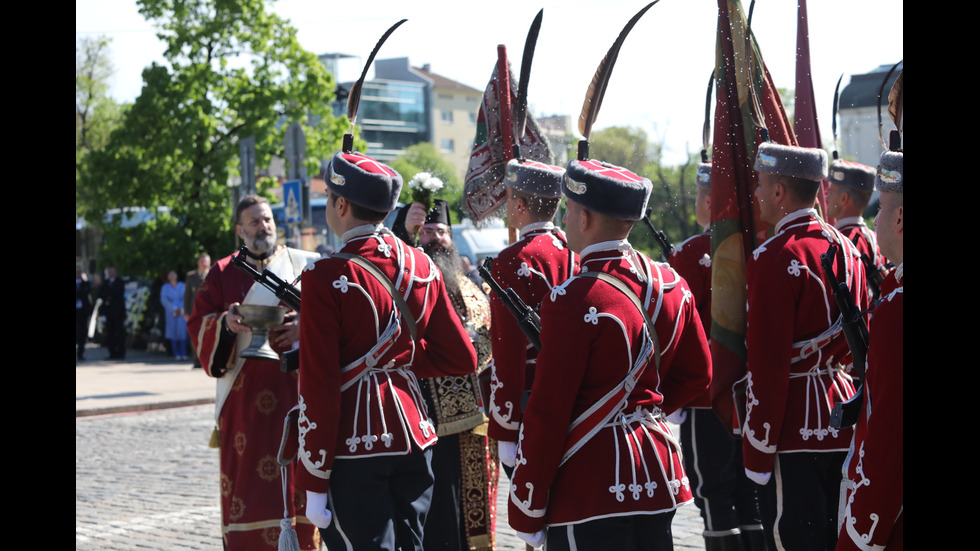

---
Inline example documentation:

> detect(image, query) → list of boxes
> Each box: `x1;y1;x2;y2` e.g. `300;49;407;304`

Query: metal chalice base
236;304;286;361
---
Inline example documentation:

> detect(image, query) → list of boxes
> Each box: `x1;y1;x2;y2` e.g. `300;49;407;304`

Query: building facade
326;56;483;181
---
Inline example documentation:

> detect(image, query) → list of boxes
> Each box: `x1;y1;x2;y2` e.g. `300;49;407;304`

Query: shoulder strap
332;252;418;340
557;270;663;466
577;271;660;365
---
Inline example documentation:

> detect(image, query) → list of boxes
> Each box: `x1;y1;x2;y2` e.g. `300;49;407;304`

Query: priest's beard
248;231;277;255
423;240;465;316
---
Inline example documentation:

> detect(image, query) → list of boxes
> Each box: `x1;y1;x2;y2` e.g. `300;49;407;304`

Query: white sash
213;248;309;423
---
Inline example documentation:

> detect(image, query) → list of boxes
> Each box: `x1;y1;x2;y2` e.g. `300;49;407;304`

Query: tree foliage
585;126;699;260
76;36;125;210
77;0;351;279
635;153;698;259
588;126;654;172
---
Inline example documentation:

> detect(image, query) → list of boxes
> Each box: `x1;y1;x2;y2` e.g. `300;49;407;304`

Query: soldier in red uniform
825;159;889;300
507;157;712;550
188;195;320;550
836;148;903;551
487;158;579;474
670;162;764;551
297;151;478;551
743;142;869;551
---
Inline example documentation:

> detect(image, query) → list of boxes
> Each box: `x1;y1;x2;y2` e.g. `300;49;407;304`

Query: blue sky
77;0;903;166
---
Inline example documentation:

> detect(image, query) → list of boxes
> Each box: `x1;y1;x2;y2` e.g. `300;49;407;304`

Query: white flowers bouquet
408;172;444;211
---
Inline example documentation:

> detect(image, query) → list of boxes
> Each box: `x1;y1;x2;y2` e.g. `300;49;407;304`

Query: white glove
305;491;333;529
516;529;546;548
745;468;771;486
665;409;688;424
498;441;518;468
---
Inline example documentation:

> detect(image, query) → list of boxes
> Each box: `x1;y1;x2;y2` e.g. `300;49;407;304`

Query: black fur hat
563;159;651;221
326;152;403;213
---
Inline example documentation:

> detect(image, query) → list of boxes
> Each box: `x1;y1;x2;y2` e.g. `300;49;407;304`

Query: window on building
440;110;453;124
469;112;477;124
440;139;455;153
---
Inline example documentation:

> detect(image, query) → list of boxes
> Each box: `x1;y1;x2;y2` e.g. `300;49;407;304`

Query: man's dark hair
844;188;874;210
777;175;821;205
511;188;561;219
329;192;388;223
235;195;271;225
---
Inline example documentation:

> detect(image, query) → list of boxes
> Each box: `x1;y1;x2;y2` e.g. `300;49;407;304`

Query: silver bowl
236;304;286;361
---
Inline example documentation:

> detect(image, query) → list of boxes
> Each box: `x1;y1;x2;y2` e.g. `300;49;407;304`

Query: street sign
239;136;256;196
282;180;302;224
284;122;307;181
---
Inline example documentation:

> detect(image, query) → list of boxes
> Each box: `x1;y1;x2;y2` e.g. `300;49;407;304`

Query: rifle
231;247;302;312
850;235;887;302
478;257;542;351
230;246;303;372
643;208;674;261
820;242;870;428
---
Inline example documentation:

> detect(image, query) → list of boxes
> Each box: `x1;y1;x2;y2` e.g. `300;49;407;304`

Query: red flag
793;0;830;218
463;47;551;222
709;0;796;430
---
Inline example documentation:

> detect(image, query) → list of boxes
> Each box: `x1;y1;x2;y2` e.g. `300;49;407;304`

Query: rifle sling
577;271;661;369
332;252;418;341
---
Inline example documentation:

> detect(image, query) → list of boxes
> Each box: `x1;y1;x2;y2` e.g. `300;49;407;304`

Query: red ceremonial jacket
668;230;712;408
742;208;868;474
837;265;903;551
488;221;579;443
508;240;711;532
296;225;477;493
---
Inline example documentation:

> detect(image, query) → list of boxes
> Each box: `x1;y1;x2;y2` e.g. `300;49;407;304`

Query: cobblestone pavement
76;404;706;550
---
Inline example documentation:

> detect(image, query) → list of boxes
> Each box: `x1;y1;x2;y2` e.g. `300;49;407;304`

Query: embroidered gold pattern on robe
428;277;493;437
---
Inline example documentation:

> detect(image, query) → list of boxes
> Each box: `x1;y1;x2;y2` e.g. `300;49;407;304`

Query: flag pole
496;45;519;244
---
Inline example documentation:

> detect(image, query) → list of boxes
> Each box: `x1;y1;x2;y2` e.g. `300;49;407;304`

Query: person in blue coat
160;269;188;360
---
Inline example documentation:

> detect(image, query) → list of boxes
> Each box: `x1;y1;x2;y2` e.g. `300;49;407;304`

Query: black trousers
680;408;763;536
104;312;126;358
758;452;846;551
424;434;466;551
545;512;676;551
323;448;434;551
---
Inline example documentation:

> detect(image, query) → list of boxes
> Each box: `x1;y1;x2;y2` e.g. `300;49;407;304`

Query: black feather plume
876;59;902;149
513;9;544;150
702;69;715;162
577;1;659;142
831;73;843;160
346;19;408;131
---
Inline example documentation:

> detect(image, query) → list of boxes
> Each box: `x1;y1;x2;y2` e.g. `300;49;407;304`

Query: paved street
76;347;706;550
76;405;222;550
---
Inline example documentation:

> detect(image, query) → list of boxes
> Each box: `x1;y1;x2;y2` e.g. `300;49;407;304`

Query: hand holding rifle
231;247;302;312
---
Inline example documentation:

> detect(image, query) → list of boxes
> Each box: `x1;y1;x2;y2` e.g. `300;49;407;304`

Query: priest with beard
187;195;321;550
395;198;499;551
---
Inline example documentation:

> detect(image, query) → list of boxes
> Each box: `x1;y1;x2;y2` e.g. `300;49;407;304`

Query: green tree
574;126;699;260
77;0;352;279
778;87;795;129
634;152;698;259
76;35;125;211
390;142;465;223
588;126;653;171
